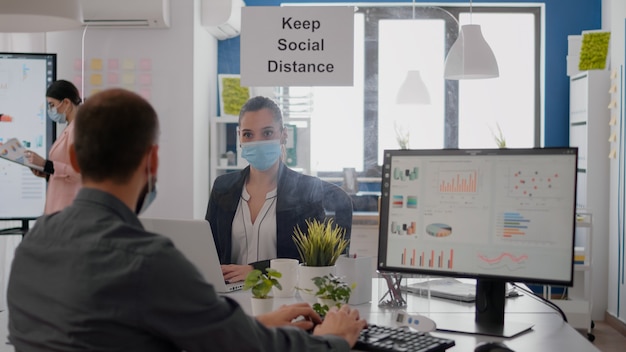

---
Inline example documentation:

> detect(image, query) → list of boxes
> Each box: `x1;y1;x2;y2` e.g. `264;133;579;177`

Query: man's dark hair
46;79;82;105
238;96;283;127
74;88;159;183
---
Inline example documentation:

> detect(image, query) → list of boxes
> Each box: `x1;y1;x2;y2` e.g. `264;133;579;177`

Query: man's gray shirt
7;188;349;352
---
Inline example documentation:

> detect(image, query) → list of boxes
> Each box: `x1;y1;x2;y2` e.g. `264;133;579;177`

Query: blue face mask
48;106;66;124
136;175;157;215
241;140;282;171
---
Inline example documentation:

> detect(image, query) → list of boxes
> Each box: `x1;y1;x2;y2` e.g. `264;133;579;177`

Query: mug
270;258;299;298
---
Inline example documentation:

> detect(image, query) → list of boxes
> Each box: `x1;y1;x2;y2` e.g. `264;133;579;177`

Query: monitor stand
434;279;534;338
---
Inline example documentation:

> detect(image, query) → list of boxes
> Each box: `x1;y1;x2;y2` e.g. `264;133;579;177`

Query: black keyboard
354;324;455;352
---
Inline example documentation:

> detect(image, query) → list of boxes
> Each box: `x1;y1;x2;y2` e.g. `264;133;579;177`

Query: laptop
402;278;520;303
140;217;243;293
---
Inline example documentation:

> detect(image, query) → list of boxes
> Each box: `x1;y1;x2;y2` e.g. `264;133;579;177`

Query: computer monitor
377;147;578;337
0;52;56;226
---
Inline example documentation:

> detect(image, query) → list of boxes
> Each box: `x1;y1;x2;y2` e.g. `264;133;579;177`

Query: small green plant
293;218;349;267
489;122;506;148
243;268;282;299
310;274;356;316
394;121;410;149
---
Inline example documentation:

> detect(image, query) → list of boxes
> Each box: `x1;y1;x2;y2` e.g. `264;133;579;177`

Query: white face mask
48;105;67;124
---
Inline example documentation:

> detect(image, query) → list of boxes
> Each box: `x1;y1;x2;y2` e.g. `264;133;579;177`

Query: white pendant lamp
397;70;431;104
444;24;499;79
443;0;499;80
0;0;83;33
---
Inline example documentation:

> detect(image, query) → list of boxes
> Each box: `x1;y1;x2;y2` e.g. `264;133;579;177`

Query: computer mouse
474;341;515;352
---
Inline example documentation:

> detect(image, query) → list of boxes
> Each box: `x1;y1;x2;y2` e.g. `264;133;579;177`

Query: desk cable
510;283;568;323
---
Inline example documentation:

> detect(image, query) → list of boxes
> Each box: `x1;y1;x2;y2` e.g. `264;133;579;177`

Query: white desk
0;279;600;352
225;278;600;352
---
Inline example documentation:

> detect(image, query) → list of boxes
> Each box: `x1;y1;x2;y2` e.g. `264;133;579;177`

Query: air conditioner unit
201;0;245;40
80;0;170;28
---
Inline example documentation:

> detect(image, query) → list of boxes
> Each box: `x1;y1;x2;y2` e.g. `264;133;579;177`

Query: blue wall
218;0;601;147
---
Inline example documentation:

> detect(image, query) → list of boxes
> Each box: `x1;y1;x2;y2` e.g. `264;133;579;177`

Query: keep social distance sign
240;6;354;87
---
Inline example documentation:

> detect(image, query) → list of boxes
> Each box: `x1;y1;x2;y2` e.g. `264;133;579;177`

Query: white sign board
240;6;354;87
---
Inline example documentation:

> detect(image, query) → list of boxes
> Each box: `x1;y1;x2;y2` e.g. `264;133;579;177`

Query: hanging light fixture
397;70;431;104
443;0;499;80
397;1;431;105
0;0;83;33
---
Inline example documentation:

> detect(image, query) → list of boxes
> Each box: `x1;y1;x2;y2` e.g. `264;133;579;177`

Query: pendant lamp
397;1;431;105
0;0;82;33
443;1;499;80
444;24;499;79
397;70;431;104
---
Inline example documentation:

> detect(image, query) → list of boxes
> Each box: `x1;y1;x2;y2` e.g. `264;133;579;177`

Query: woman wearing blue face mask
25;80;82;214
205;96;353;283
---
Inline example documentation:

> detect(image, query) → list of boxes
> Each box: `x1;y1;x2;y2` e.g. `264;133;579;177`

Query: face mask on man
136;151;157;215
241;139;282;171
136;175;157;215
48;101;67;124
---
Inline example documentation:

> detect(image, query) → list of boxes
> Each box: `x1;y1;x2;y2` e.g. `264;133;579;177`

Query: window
280;5;542;176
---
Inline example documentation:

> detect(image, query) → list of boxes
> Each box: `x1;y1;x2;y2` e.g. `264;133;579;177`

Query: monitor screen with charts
0;52;56;221
377;147;578;337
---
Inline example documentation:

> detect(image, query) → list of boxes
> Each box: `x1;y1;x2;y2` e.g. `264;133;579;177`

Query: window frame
308;4;543;178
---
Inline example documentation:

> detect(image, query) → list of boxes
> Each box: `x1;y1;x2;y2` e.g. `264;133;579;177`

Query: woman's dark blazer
205;163;353;271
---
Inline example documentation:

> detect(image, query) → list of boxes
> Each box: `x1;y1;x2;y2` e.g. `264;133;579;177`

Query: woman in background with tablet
26;80;82;214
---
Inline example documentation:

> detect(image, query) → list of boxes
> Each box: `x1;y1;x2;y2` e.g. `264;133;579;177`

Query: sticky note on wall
139;58;152;71
108;59;120;70
90;74;103;86
73;58;82;71
122;73;135;85
107;72;120;84
138;73;152;86
122;59;135;70
90;59;103;71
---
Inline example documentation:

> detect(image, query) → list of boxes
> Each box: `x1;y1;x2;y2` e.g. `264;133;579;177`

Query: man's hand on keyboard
313;305;368;347
256;303;323;329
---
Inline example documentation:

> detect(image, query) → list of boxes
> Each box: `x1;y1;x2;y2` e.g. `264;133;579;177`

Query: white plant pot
317;297;340;310
297;264;336;304
250;297;274;316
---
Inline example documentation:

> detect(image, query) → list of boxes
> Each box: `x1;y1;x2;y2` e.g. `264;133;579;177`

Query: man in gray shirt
7;88;366;351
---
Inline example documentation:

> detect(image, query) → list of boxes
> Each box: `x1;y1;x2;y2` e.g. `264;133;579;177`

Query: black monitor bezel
377;147;578;288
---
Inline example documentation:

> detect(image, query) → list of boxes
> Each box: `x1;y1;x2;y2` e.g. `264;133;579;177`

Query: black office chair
321;181;354;253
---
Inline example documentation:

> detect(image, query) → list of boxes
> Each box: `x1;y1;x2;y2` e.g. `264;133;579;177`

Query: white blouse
230;185;278;264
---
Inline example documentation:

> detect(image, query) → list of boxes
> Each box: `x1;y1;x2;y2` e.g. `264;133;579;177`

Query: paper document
0;138;45;172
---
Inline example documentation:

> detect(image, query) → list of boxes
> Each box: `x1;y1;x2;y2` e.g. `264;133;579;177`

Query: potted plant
293;218;349;303
243;268;282;315
310;274;356;316
489;122;506;148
